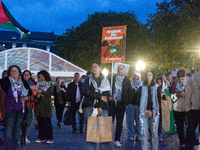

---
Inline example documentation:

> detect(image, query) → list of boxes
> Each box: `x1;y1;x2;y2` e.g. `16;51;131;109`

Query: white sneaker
46;140;53;144
114;141;121;147
159;136;164;142
35;139;45;143
193;145;198;150
26;138;31;144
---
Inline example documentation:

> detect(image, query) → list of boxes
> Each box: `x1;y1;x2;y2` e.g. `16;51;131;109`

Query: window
22;44;27;48
46;46;50;52
12;43;16;48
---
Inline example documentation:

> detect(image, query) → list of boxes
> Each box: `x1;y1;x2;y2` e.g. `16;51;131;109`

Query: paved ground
0;107;199;150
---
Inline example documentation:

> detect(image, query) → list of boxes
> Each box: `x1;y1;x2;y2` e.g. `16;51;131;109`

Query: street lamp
102;68;108;77
136;60;145;73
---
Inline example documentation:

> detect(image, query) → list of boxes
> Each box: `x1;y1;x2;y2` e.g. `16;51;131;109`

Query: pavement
0;107;199;150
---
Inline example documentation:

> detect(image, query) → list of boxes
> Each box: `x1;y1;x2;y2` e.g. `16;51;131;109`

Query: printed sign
101;26;126;63
113;63;130;75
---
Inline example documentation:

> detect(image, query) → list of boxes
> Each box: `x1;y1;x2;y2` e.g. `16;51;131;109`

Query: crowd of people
0;59;200;150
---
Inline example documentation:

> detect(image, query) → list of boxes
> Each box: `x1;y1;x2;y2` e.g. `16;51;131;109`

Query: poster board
101;26;126;63
113;63;130;75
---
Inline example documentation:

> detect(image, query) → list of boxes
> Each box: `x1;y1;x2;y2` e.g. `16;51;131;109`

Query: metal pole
49;53;52;72
27;48;30;70
110;63;114;95
5;51;7;70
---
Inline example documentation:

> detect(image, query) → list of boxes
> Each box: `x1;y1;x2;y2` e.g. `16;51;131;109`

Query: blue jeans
141;116;159;150
4;109;24;150
83;106;111;150
126;104;141;140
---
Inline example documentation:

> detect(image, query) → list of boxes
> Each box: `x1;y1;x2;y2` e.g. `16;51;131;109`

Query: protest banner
101;26;126;63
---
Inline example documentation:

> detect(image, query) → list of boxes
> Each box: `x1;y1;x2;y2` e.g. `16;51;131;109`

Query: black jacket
82;74;110;110
53;85;67;105
67;81;83;104
129;86;142;106
110;75;132;107
0;77;32;97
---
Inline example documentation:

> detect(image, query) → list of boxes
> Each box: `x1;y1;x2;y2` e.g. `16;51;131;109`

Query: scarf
131;79;142;92
89;74;111;94
115;74;125;87
9;76;28;103
112;74;125;104
9;76;28;112
175;77;187;93
140;84;160;134
26;79;33;87
37;81;51;91
89;74;110;108
161;79;168;97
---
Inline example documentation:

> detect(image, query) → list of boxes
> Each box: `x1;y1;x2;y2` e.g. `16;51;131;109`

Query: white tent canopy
0;47;86;78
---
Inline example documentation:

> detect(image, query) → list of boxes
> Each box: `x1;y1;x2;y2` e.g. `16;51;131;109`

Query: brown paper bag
161;94;172;132
86;116;112;143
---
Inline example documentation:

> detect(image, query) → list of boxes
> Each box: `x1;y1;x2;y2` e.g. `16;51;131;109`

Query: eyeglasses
10;70;19;73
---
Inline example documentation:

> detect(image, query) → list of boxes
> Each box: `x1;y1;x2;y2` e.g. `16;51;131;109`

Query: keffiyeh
9;76;28;103
89;74;110;94
37;81;51;91
131;79;142;92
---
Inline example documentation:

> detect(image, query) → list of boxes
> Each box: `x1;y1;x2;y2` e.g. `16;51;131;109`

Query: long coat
34;84;54;118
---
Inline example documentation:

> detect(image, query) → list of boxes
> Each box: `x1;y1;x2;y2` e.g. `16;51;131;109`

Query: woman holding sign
82;60;111;150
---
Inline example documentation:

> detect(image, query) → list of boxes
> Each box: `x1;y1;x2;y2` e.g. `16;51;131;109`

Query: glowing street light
102;68;108;77
136;60;145;73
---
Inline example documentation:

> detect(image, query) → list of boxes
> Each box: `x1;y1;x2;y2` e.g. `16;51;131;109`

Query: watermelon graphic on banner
0;0;30;39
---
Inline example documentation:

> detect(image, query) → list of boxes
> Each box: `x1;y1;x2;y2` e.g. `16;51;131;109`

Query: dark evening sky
1;0;170;35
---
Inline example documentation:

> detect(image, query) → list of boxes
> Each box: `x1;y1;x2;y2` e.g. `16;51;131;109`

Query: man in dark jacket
109;65;132;147
67;72;84;134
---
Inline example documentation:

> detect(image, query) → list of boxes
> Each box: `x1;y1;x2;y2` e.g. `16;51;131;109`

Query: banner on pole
101;26;126;63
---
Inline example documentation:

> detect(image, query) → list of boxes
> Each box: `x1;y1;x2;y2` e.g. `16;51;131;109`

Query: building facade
0;31;56;53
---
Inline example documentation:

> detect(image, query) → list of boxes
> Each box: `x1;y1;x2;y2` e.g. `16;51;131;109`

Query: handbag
91;99;98;117
86;116;112;143
63;107;72;125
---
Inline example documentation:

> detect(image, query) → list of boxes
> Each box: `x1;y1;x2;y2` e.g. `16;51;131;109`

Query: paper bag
161;94;172;132
86;116;112;143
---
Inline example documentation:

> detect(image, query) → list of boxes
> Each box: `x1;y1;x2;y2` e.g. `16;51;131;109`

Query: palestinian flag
0;0;30;39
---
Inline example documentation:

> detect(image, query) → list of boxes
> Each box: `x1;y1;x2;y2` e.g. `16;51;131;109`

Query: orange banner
101;26;126;63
